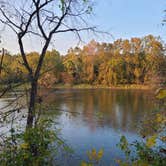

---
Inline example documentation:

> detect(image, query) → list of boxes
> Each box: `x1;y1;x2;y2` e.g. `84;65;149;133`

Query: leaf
81;161;88;166
97;149;104;160
156;113;162;123
81;161;92;166
87;148;104;161
146;135;157;148
119;136;128;150
155;89;166;99
20;143;29;149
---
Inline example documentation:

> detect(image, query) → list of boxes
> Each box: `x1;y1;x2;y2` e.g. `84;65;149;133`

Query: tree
0;0;97;128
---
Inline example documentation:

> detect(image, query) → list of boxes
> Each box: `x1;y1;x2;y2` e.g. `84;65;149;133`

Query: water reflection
40;89;158;165
0;92;27;135
0;89;159;165
42;89;157;133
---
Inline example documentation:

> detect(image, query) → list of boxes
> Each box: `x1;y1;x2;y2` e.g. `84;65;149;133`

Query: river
0;89;159;165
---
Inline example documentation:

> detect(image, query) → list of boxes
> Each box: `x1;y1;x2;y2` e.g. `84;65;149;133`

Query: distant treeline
0;35;166;87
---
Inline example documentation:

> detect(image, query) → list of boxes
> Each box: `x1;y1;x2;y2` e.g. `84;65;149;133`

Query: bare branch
0;8;22;31
0;0;105;129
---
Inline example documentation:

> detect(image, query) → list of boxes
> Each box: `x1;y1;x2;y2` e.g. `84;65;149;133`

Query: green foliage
117;136;166;166
117;136;131;158
0;119;68;166
117;89;166;166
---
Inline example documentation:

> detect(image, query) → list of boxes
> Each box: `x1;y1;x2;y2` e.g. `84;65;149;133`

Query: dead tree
0;0;98;128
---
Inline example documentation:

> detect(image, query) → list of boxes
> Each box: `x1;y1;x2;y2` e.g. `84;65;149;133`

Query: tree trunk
26;79;38;128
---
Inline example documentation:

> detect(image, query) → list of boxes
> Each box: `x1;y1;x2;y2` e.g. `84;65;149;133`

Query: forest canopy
1;35;166;87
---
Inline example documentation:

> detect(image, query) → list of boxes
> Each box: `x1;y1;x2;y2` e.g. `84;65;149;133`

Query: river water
43;89;158;165
0;89;159;165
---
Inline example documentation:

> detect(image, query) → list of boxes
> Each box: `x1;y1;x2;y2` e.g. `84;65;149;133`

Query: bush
0;119;66;166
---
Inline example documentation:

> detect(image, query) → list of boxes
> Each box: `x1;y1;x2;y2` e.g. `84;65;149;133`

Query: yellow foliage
146;135;157;148
81;161;92;166
81;161;87;166
87;148;96;161
156;89;166;99
87;148;104;161
20;143;29;149
97;149;104;160
156;114;163;123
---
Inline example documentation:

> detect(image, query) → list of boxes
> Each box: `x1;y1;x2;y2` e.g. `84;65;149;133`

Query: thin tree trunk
26;79;37;128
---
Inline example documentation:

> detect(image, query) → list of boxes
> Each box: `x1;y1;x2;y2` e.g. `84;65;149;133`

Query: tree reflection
41;89;158;134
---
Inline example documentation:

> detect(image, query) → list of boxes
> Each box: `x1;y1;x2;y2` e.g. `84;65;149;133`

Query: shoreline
52;84;152;90
0;83;155;92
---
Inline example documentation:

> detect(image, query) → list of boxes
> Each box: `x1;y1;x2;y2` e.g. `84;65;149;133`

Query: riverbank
53;84;152;90
0;83;154;92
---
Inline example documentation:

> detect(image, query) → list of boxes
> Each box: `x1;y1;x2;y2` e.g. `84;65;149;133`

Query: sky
0;0;166;54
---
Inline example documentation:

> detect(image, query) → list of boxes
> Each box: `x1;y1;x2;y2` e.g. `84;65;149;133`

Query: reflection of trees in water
41;89;158;133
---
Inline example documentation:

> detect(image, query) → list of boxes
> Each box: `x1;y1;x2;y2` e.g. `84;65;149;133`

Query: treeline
0;35;166;87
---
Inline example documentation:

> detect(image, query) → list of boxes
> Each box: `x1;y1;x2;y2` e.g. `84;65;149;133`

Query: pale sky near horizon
0;0;166;54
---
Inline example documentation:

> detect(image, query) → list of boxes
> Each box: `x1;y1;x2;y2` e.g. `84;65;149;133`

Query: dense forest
1;35;166;87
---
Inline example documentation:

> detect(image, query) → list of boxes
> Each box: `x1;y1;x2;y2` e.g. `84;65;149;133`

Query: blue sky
0;0;166;54
93;0;166;40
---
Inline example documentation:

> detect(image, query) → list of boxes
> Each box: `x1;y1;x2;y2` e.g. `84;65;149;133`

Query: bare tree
0;0;98;128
